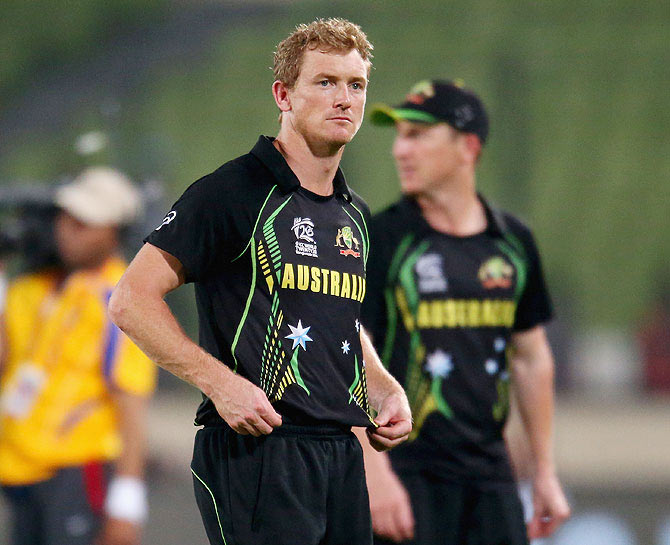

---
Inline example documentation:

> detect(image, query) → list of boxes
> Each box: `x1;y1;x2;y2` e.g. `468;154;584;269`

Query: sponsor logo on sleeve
155;211;177;230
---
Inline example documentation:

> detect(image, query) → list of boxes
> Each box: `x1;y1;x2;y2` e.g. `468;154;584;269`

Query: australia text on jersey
397;292;517;330
279;263;366;302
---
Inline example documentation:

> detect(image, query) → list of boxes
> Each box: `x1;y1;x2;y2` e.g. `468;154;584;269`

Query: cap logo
453;104;475;128
406;80;435;105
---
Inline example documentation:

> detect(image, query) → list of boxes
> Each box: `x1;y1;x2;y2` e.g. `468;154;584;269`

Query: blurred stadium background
1;0;669;543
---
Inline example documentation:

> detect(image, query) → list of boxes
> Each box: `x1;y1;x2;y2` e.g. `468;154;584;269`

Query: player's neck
415;176;487;236
274;130;344;197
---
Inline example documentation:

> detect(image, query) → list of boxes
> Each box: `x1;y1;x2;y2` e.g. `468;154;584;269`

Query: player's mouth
329;116;353;123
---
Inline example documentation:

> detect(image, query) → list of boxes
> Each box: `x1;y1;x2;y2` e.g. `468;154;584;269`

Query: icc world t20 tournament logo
335;226;360;258
292;217;318;258
478;256;514;289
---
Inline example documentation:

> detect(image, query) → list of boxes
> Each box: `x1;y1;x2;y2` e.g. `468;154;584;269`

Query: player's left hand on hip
96;518;141;545
527;470;571;539
367;392;412;451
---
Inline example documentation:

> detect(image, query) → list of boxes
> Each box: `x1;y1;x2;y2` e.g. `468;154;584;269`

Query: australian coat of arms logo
478;256;514;289
406;80;435;105
335;226;360;258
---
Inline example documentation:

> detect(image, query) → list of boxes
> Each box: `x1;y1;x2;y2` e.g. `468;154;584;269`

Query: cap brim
370;104;440;126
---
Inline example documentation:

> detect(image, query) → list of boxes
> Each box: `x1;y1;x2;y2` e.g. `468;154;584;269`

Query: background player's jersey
362;197;552;482
146;136;374;428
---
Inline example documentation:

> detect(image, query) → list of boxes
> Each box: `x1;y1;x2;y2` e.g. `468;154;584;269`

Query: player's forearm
510;342;556;473
360;327;406;411
108;280;231;400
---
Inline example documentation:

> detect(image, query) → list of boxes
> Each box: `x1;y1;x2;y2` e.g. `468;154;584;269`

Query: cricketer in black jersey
146;136;375;428
109;20;411;545
361;195;552;481
358;79;569;545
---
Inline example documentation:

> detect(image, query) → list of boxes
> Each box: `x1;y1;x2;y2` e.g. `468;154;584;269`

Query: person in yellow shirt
0;167;157;545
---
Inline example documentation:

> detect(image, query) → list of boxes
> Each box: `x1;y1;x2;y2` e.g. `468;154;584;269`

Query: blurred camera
0;184;61;272
0;178;165;273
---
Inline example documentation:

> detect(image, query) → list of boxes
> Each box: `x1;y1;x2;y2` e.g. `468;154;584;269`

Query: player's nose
334;84;352;109
393;136;411;159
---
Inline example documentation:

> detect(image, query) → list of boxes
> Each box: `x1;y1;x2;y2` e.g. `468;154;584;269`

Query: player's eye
320;80;330;87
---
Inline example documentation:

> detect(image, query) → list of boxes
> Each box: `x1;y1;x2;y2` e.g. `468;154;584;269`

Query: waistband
202;421;352;438
270;423;352;438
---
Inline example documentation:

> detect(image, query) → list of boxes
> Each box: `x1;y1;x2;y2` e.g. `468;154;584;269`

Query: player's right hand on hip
212;373;282;436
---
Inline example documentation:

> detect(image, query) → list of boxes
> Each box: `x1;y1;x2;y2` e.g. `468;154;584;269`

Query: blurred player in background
0;167;157;545
109;18;411;545
359;80;570;544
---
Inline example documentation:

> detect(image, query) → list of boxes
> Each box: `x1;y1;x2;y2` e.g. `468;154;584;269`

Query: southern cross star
341;340;351;354
425;349;453;379
285;320;313;351
355;319;360;333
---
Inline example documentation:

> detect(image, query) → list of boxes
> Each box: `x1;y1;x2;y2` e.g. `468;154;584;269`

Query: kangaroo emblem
335;226;361;258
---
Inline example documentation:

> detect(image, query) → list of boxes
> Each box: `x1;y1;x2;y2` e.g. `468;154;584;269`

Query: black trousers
374;470;529;545
192;424;372;545
1;463;111;545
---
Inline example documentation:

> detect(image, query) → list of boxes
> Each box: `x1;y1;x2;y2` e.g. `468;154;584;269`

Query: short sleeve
512;228;554;332
144;172;247;283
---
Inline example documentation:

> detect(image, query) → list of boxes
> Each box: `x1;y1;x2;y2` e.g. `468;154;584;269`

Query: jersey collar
399;193;507;238
479;194;506;237
250;136;352;201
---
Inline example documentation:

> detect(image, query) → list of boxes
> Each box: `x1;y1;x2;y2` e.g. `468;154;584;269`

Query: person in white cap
0;167;157;545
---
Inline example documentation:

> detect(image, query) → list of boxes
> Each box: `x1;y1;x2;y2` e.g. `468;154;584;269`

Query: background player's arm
356;328;414;541
360;326;412;451
0;263;8;375
0;313;7;377
353;427;415;542
108;243;281;436
509;325;570;538
112;390;149;480
97;390;150;545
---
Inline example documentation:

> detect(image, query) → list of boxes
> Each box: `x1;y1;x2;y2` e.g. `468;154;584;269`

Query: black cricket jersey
361;197;553;482
146;136;375;428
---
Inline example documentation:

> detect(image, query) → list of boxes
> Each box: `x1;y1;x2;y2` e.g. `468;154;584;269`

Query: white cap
55;167;142;226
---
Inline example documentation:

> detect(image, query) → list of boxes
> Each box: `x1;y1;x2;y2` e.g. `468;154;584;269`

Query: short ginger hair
273;18;373;88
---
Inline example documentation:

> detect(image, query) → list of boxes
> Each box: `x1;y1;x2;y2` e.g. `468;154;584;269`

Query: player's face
55;211;118;270
287;48;368;151
392;121;467;195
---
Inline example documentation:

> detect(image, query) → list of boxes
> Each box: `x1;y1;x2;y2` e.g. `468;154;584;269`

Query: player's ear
463;133;482;163
272;80;292;113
